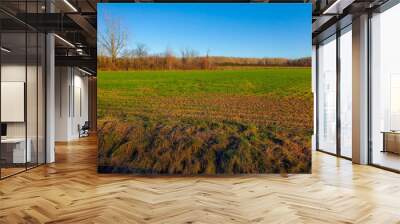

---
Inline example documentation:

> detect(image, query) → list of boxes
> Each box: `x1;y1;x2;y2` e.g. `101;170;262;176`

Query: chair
79;121;90;138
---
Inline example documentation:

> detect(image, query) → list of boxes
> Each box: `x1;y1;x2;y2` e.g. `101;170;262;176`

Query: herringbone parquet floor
1;136;400;224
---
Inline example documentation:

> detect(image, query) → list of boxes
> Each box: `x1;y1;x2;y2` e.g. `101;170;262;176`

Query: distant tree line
98;47;311;71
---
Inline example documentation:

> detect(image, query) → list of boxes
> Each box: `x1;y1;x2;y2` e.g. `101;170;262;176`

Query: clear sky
98;3;311;59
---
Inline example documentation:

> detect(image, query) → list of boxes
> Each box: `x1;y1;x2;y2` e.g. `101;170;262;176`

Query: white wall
0;65;42;138
72;72;89;138
55;66;70;141
55;67;89;141
1;63;46;164
1;65;26;138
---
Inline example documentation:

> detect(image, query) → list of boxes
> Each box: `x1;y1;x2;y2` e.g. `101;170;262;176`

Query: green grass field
98;68;311;97
97;67;313;174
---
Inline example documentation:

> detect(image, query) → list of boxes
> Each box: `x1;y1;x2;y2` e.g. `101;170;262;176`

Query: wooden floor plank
0;136;400;223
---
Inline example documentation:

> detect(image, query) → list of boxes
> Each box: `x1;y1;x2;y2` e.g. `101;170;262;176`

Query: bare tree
131;43;149;70
201;49;211;69
180;47;198;68
133;43;149;58
164;47;175;70
99;14;127;63
181;47;198;58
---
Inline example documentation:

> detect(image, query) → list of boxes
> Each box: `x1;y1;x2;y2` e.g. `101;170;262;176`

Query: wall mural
97;3;313;174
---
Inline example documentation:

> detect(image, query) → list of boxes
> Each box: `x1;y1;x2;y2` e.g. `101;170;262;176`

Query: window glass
340;26;352;158
1;31;28;178
318;35;337;154
371;3;400;171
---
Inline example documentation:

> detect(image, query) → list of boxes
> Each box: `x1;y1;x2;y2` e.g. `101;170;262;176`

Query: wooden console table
382;131;400;154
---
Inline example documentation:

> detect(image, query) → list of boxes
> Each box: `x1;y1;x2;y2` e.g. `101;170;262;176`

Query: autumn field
97;67;313;174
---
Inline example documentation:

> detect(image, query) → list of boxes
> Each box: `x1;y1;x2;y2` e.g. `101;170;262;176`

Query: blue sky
98;3;311;59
